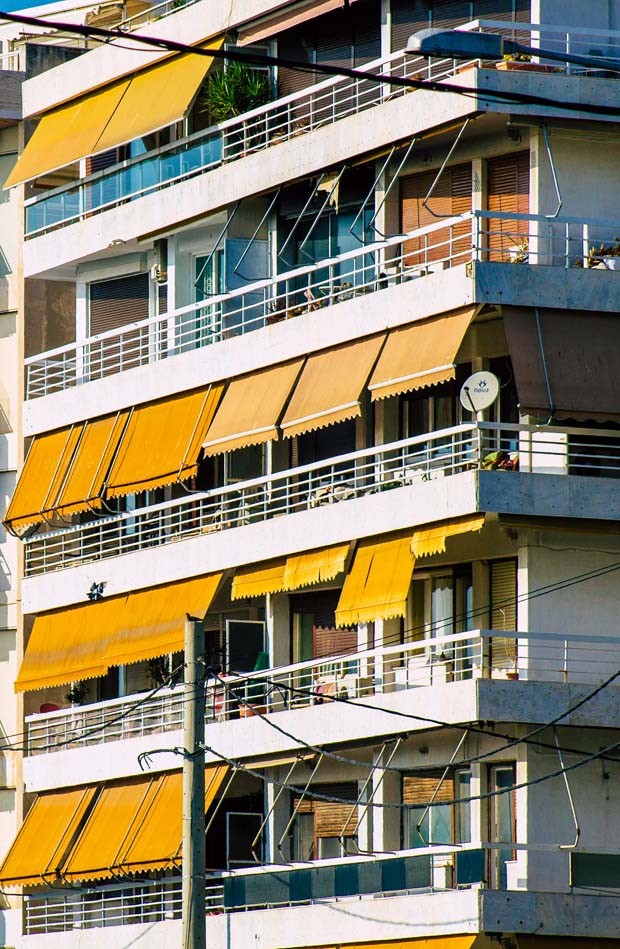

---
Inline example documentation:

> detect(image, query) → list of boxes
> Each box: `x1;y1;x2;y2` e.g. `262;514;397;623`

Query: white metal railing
24;206;620;399
23;423;477;575
118;0;199;31
22;845;481;933
22;18;620;238
24;214;469;398
22;46;470;238
25;627;620;754
21;420;620;576
461;18;620;75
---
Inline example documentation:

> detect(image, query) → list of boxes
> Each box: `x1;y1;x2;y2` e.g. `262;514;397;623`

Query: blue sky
1;0;57;10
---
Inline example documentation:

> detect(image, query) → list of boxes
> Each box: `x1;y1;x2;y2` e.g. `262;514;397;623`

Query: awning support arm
278;175;326;266
369;138;417;237
277;752;324;855
298;166;346;260
416;729;469;845
349;146;396;244
422;118;471;219
554;727;580;849
194;202;240;289
233;188;281;277
541;124;563;218
251;757;301;861
535;306;555;419
343;737;403;853
204;766;237;837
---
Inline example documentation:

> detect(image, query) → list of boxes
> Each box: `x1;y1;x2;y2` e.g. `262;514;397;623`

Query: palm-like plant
201;62;271;123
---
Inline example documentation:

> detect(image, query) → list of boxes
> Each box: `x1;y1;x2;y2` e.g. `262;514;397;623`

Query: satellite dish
460;371;499;415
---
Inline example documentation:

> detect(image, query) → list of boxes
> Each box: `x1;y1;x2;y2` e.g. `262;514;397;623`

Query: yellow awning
231;560;287;600
317;939;479;949
5;38;223;188
104;573;223;667
4;425;83;533
62;766;228;882
368;307;476;401
95;40;224;154
16;573;223;692
203;360;304;456
4;79;130;188
0;786;96;888
335;533;414;627
282;544;350;591
281;335;385;438
55;411;129;516
106;385;223;497
119;765;228;874
411;515;485;558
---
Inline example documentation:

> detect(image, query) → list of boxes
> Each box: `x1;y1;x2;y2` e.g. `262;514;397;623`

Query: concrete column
266;593;290;669
380;0;391;57
264;774;291;864
372;745;401;852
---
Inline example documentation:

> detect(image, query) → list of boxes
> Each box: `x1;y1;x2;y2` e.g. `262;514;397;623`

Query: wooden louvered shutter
277;29;316;98
403;771;455;805
490;558;517;670
487;151;530;261
430;0;471;30
391;0;431;54
352;0;381;65
313;626;357;660
473;0;529;21
293;784;358;836
400;162;472;267
89;272;149;335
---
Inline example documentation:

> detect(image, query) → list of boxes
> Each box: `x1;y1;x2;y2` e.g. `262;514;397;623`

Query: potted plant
584;239;620;270
64;682;87;706
200;63;272;157
496;52;559;74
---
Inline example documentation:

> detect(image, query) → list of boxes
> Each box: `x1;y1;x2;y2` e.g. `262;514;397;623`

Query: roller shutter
490;558;517;670
391;0;529;54
402;771;455;805
89;272;149;335
487;151;530;261
400;162;471;267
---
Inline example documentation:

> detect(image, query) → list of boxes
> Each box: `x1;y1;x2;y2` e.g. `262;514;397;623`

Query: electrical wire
5;552;620;753
0;7;619;120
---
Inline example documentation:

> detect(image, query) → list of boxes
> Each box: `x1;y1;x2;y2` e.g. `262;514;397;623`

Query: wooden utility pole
182;616;206;949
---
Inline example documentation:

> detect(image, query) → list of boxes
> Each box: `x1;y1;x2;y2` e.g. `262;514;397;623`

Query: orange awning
62;766;228;882
54;411;129;516
16;573;223;692
231;560;287;600
280;335;385;438
4;425;83;533
368;308;476;401
202;360;303;456
106;385;223;497
335;532;414;626
411;515;486;558
0;786;96;887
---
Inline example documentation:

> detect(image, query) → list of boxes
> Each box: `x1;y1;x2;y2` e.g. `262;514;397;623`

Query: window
291;783;359;861
89;272;150;336
408;567;473;643
403;769;471;848
195;249;225;302
490;559;518;673
488;764;516;888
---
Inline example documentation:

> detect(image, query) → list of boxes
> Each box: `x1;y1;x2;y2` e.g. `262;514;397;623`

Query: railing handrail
22;47;408;210
462;17;620;41
478;419;620;439
25;205;620;367
22;423;476;544
26;625;620;728
24;215;468;364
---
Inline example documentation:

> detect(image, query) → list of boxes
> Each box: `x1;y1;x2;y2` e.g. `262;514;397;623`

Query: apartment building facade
2;0;620;946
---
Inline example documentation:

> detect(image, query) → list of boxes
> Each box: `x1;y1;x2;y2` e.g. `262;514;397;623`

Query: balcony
21;420;620;579
22;18;620;244
21;47;459;241
24;628;620;757
23;209;620;403
22;846;485;937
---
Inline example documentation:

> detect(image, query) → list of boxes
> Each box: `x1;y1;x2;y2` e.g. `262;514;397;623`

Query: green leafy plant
200;62;271;124
65;683;87;705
